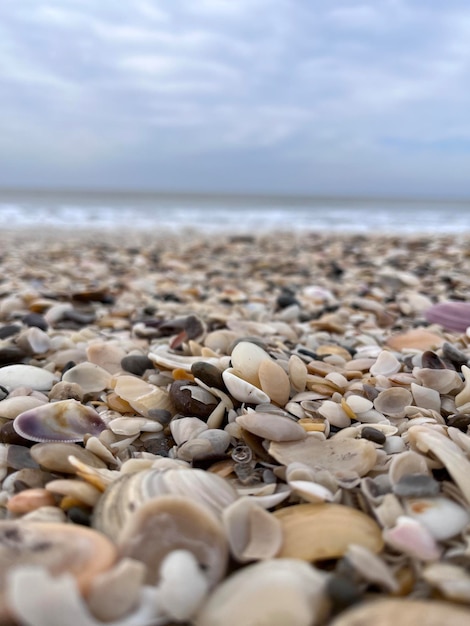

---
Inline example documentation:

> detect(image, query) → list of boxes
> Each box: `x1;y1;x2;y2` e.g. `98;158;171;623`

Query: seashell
46;478;102;507
411;382;440;412
288;354;308;392
425;301;470;332
288;480;335;503
236;411;306;442
0;364;57;391
230;341;272;386
21;505;67;524
222;368;270;404
87;558;146;623
170;417;208;445
92;467;237;540
16;327;51;354
195;558;330;626
0;395;47;419
344;395;373;414
383;515;442;561
6;488;56;515
413;367;462;394
369;351;401;377
404;496;470;540
388;450;431;485
113;375;175;417
318;400;351;428
108;416;163;436
177;431;231;462
372;493;405;529
274;503;383;560
30;442;107;474
329;598;470;626
344;544;399;593
257;359;291;406
155;550;210;622
118;495;228;587
0;521;117;621
423;562;470;604
386;328;446;352
86;341;127;375
455;364;470;408
408;425;470;506
14;400;107;443
62;362;112;394
149;344;223;372
222;497;283;562
68;455;120;491
269;437;377;478
374;387;412;418
383;435;407;454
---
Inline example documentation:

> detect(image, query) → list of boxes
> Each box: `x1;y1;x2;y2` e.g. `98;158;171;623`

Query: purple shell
13;399;107;443
425;302;470;333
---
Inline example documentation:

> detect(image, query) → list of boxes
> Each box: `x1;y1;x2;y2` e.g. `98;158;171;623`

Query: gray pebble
393;473;440;498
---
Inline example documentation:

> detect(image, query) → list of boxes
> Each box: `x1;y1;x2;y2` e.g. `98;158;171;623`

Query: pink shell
425;302;470;333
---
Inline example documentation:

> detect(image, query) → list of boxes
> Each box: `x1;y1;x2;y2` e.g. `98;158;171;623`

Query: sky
1;0;470;197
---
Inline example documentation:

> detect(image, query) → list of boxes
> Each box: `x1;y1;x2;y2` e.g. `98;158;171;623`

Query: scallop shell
273;503;384;560
92;467;238;540
13;399;107;443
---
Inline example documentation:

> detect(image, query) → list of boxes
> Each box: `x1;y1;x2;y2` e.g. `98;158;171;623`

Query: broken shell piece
288;480;335;503
344;544;399;593
149;344;223;372
156;550;209;622
62;362;112;394
269;437;377;478
374;388;412;418
423;562;470;604
329;598;470;626
113;375;175;417
46;479;102;507
0;365;56;391
413;367;462;394
118;495;228;587
195;558;330;626
236;412;306;442
222;497;283;562
411;382;441;412
404;497;470;540
14;400;107;443
30;442;107;474
108;417;163;436
222;368;270;404
370;351;401;377
274;503;383;560
0;521;116;620
87;558;146;623
170;417;208;445
383;515;442;561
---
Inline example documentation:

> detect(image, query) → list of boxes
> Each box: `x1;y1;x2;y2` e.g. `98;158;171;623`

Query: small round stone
393;473;440;498
169;380;218;419
22;313;48;331
191;362;225;389
121;355;154;376
0;421;34;447
361;427;386;445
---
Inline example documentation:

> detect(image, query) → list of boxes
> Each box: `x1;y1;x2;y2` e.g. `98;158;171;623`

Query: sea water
0;189;469;234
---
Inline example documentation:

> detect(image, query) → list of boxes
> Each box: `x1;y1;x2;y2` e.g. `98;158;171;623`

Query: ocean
0;188;469;234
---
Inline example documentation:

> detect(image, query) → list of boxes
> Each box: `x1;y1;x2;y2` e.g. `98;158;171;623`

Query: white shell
369;351;401;377
222;369;270;404
404;497;470;540
0;365;56;391
62;363;112;394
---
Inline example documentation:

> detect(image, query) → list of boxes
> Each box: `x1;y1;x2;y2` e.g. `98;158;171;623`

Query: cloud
1;0;470;194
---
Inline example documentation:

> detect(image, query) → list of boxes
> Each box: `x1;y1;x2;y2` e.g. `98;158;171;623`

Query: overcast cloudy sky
1;0;470;197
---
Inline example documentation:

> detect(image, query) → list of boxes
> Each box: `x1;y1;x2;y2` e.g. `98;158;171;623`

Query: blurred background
1;0;469;232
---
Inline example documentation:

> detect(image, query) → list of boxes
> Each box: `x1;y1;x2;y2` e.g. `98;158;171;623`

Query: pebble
361;426;386;445
393;473;440;498
121;354;155;376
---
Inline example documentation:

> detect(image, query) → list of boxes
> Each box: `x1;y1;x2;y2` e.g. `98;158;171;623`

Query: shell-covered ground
1;228;470;625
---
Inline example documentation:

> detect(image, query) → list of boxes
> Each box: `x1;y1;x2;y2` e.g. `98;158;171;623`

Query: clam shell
236;412;306;442
222;368;270;404
273;503;384;560
258;359;291;406
269;437;377;478
93;467;237;540
118;495;228;587
329;598;470;626
369;351;401;377
288;355;308;392
413;367;462;394
62;362;112;394
0;396;46;419
404;496;470;540
0;365;56;391
13;400;107;443
374;387;412;418
231;341;272;386
195;558;330;626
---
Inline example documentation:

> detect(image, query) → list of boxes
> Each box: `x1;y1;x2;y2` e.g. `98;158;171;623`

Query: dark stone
169;380;218;419
67;506;92;526
362;383;379;402
191;362;225;389
121;355;154;377
0;421;34;447
393;473;440;498
442;342;469;369
22;313;48;331
276;291;300;309
72;288;113;304
62;309;96;325
361;427;386;445
142;434;174;456
0;324;21;339
0;385;8;401
0;346;27;365
447;413;470;432
146;409;172;427
61;361;77;375
7;445;40;470
327;575;363;614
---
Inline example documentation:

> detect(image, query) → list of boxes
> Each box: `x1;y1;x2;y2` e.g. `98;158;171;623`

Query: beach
1;226;470;624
